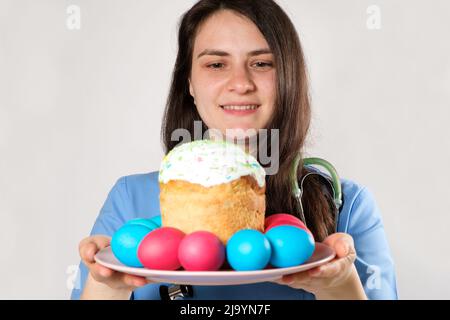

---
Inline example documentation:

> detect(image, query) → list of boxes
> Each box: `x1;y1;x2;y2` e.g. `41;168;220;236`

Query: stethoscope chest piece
159;284;194;300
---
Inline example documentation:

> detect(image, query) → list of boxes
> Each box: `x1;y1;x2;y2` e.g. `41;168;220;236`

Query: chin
225;128;259;140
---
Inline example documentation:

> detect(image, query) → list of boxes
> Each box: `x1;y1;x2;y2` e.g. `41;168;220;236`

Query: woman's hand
271;233;367;300
79;235;153;299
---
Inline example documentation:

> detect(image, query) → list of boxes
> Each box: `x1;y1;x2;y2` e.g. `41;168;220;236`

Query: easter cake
158;139;266;245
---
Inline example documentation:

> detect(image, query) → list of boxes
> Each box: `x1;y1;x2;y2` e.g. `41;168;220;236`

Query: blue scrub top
71;167;398;300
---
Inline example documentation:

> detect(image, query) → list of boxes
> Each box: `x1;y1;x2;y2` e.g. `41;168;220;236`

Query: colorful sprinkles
158;139;266;187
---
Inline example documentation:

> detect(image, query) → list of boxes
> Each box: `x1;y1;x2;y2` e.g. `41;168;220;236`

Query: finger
321;233;346;248
95;264;114;278
310;259;341;278
90;263;115;282
80;242;98;264
310;251;355;279
281;271;311;285
121;274;149;288
270;277;285;285
91;269;132;289
323;233;355;259
336;237;355;259
94;236;112;250
80;236;111;263
308;266;322;277
103;272;147;290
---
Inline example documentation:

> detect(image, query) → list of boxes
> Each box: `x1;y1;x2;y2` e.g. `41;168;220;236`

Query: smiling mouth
219;104;261;111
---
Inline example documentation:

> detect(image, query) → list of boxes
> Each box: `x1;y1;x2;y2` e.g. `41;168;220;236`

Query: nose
226;67;256;94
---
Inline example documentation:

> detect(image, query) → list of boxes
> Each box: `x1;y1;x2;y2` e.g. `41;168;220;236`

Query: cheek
262;74;277;100
194;76;222;103
194;85;224;118
254;72;276;105
194;99;225;130
258;80;276;113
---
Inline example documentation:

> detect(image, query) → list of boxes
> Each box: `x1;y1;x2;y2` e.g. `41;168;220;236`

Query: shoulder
340;176;368;209
304;165;381;233
304;164;369;213
117;170;160;198
109;171;160;201
115;171;159;188
109;171;161;219
339;176;383;234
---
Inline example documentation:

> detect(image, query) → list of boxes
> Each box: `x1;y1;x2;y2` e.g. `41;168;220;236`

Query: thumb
322;233;354;259
80;236;111;263
80;241;98;263
335;235;355;259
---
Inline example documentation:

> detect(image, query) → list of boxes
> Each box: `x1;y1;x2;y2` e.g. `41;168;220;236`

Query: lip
220;102;260;106
219;104;261;116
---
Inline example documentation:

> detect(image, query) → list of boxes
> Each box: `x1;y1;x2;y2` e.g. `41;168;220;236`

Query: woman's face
189;10;276;139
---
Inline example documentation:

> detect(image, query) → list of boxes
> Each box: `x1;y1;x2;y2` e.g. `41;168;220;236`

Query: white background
0;0;449;299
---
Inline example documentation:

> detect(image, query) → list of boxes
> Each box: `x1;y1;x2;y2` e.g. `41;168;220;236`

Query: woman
72;0;398;300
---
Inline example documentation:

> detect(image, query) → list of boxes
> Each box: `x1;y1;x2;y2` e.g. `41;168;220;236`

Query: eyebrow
197;48;272;59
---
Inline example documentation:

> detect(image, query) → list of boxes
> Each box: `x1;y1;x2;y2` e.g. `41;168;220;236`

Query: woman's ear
188;79;194;97
188;79;196;105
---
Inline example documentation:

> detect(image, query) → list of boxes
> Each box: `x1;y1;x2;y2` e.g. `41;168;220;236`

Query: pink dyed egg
265;213;312;235
178;231;225;271
137;227;185;270
264;213;302;229
265;218;308;232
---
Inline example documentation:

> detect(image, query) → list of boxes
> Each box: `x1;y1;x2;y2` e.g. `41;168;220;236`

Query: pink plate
94;242;335;286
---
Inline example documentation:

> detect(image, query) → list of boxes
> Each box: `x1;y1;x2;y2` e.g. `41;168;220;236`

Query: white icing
158;139;266;188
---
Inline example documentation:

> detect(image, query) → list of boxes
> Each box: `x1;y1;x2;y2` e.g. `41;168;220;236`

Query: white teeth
221;105;259;110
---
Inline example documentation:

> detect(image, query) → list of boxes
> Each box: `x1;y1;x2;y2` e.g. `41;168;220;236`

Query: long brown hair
161;0;335;241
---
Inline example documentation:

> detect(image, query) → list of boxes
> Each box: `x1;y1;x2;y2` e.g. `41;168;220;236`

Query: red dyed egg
264;213;303;229
137;227;185;270
265;213;312;235
266;219;308;232
178;231;225;271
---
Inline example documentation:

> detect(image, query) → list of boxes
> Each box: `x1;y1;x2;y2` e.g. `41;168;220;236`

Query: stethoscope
159;156;343;300
291;157;343;233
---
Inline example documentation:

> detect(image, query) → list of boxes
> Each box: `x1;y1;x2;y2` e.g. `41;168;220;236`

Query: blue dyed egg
111;224;152;267
265;225;315;268
126;218;159;230
226;229;271;271
149;215;162;227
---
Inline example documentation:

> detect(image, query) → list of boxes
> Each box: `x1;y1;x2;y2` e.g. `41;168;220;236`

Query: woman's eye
206;62;273;70
207;63;224;69
253;62;273;68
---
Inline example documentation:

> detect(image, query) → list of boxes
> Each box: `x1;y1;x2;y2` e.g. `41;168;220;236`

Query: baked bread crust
160;175;265;245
